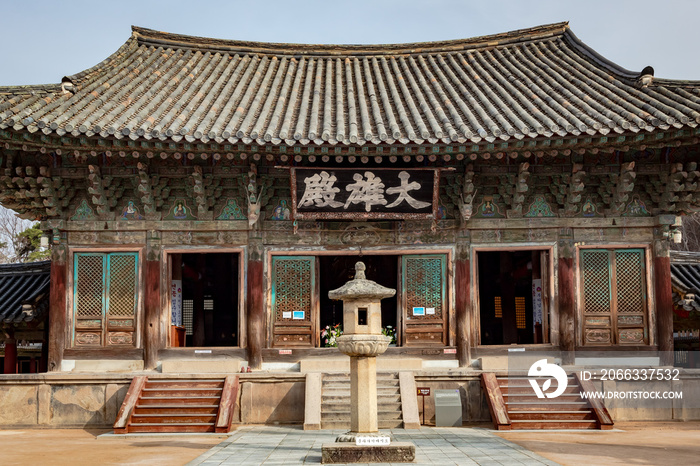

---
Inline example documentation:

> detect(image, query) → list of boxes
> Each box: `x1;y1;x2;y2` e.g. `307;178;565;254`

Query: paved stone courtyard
187;426;560;466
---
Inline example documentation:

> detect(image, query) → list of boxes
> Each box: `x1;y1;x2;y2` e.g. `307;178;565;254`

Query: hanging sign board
171;279;182;326
290;167;442;220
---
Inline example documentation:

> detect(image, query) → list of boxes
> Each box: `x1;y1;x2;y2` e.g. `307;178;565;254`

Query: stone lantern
322;262;415;464
329;261;394;434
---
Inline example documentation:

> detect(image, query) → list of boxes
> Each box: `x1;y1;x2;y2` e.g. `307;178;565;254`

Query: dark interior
177;253;239;347
319;255;398;344
478;251;540;345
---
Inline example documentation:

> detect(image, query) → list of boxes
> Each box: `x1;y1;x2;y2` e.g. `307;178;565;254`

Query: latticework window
74;252;138;347
402;254;447;346
271;256;315;347
580;249;647;346
515;297;526;329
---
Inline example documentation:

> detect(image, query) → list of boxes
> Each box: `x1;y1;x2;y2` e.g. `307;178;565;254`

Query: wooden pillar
558;231;576;364
246;237;264;370
143;259;161;370
192;254;206;347
29;357;37;374
500;252;517;344
48;247;67;372
654;243;674;366
3;337;17;374
455;239;471;367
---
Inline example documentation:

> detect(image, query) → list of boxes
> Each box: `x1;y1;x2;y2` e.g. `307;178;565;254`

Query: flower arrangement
321;323;343;347
382;325;397;345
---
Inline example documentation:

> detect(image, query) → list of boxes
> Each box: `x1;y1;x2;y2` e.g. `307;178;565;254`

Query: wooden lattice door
74;252;138;347
271;256;317;347
402;254;447;346
580;249;648;346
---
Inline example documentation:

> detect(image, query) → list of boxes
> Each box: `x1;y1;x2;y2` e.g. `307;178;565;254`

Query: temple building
0;22;699;430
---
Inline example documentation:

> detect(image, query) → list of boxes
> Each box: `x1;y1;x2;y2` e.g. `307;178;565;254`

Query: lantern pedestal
321;262;415;463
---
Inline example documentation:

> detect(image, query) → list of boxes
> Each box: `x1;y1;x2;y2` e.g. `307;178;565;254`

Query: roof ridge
130;22;570;56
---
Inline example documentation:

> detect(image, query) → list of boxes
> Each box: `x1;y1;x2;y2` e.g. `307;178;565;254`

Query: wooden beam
455;249;470;367
558;236;575;364
113;375;147;434
48;257;67;372
136;162;156;218
215;375;240;433
144;260;161;370
655;254;674;365
508;162;529;217
564;163;585;216
87;165;109;217
191;165;208;217
3;337;17;374
480;373;511;430
247;239;264;369
610;161;635;215
575;372;614;429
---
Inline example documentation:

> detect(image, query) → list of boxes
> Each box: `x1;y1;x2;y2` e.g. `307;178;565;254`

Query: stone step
510;419;599;430
144;380;224;389
508;410;596;421
137;396;221;406
140;388;223;397
323;373;398;382
131;414;217;424
127;423;216;433
320;419;403;430
322;394;401;403
322;403;402;413
321;410;403;421
322;387;400;395
133;406;219;415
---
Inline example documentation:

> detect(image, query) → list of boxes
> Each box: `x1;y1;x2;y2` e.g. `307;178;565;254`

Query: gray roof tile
1;22;699;146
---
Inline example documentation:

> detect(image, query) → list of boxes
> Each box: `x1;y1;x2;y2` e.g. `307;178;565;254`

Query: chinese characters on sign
292;168;438;219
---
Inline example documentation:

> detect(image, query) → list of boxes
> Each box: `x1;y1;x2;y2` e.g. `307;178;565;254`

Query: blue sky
1;0;699;85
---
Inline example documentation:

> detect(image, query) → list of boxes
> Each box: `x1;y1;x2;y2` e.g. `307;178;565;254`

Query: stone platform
321;442;416;463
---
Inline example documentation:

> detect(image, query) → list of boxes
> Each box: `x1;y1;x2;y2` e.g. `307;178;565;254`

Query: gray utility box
434;389;462;427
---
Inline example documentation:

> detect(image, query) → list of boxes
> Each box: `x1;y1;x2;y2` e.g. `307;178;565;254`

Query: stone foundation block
321;443;415;463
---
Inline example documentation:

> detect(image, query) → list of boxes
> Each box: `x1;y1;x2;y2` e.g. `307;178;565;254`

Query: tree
16;223;51;262
0;205;42;264
673;213;700;252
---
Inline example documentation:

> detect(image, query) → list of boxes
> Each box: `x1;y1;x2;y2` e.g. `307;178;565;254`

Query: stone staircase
114;376;239;434
321;372;404;429
481;372;613;430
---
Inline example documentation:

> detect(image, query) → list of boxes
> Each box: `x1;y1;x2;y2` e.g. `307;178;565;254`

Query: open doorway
170;253;240;347
478;250;548;345
319;255;398;346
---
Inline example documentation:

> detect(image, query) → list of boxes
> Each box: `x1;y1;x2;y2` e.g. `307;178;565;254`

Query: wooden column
143;259;161;370
3;337;17;374
654;238;674;366
192;254;206;347
558;232;575;364
455;239;471;367
246;237;264;370
500;252;517;344
48;247;67;372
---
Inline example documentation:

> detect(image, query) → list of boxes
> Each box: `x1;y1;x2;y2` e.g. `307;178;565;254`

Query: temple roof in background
1;22;699;148
0;260;50;325
671;251;700;312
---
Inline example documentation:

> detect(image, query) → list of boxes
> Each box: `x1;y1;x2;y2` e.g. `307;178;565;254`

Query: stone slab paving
186;426;561;466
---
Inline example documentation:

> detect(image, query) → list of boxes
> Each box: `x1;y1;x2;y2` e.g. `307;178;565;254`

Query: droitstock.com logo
528;359;568;399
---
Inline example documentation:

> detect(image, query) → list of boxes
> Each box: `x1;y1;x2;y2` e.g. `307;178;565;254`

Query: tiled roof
0;260;50;324
671;251;700;312
1;22;699;146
